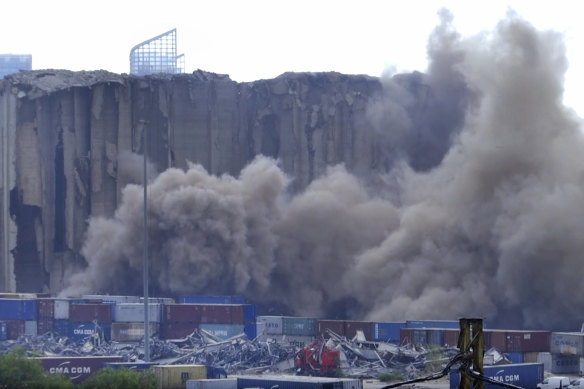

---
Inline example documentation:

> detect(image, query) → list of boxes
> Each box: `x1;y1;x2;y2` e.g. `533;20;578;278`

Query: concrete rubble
0;326;458;379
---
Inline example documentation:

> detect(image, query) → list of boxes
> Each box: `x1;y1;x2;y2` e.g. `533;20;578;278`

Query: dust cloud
62;10;584;330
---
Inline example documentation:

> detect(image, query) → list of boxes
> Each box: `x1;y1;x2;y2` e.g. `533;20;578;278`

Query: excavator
294;341;341;377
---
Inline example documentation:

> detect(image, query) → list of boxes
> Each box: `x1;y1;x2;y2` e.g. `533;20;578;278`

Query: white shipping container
256;316;283;335
24;321;37;336
54;300;69;320
82;295;142;304
538;352;551;372
186;379;238;389
114;303;161;322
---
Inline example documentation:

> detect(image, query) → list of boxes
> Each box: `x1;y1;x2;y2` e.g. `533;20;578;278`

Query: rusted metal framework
129;29;184;75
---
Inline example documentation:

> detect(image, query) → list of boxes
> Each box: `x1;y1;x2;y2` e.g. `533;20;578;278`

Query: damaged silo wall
0;69;415;294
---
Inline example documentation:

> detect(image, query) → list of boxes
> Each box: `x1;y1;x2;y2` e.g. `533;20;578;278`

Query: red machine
294;341;341;376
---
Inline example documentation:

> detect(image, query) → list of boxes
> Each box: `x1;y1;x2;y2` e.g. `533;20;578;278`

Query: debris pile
0;327;460;379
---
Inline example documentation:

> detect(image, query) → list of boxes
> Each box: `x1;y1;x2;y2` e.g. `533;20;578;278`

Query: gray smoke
62;10;584;330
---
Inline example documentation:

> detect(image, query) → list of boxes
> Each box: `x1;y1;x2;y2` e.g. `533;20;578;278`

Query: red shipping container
163;304;202;322
444;329;460;348
37;318;54;335
161;322;198;339
317;320;345;338
230;305;244;324
69;304;112;323
505;330;551;353
7;320;25;339
344;321;372;341
484;330;507;352
37;299;55;318
199;304;232;324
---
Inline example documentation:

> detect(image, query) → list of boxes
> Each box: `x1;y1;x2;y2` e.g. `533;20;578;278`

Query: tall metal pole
142;119;150;362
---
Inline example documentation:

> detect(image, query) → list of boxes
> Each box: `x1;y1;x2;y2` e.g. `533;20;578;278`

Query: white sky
2;0;583;117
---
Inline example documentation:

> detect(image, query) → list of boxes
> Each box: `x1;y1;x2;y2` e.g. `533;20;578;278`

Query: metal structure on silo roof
129;29;184;76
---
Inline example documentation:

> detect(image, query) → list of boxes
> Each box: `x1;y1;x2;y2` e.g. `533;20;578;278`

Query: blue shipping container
371;322;405;342
179;295;245;304
200;323;245;340
244;323;257;340
449;363;544;389
242;304;256;324
506;352;524;364
53;319;69;336
0;321;7;340
406;320;459;329
68;322;111;341
0;299;37;320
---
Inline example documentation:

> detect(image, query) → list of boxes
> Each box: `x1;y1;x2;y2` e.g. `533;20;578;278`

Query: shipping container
283;317;318;337
550;353;580;374
111;322;159;342
0;321;6;340
371;322;405;342
68;322;111;341
505;330;551;353
449;363;544;389
164;304;202;322
104;362;159;370
444;329;460;348
0;293;38;299
82;294;142;303
54;319;69;336
69;303;113;323
235;375;362;389
400;328;427;345
151;364;208;389
256;316;283;335
524;352;539;363
506;352;524;364
7;320;24;339
317;320;345;338
199;304;234;324
37;318;53;335
344;321;372;341
161;322;198;339
242;304;255;324
141;297;175;304
551;332;584;355
200;323;245;340
35;355;123;384
114;303;162;322
179;295;245;304
54;299;70;319
426;329;445;346
0;299;37;320
244;323;256;340
187;378;238;389
538;352;552;372
37;299;55;318
24;320;37;336
230;305;244;324
406;320;459;329
484;330;507;352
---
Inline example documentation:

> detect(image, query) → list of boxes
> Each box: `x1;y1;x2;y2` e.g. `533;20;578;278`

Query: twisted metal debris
0;328;457;379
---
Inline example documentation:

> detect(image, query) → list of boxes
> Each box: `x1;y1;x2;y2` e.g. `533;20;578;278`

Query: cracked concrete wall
0;70;387;293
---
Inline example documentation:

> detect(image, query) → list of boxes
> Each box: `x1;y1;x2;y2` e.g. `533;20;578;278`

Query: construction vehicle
294;341;341;376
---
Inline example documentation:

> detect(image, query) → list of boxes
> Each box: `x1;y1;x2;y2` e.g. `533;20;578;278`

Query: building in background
0;54;32;78
129;29;184;76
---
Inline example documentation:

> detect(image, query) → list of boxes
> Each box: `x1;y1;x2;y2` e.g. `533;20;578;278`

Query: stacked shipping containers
0;299;37;339
111;303;161;341
548;332;584;374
